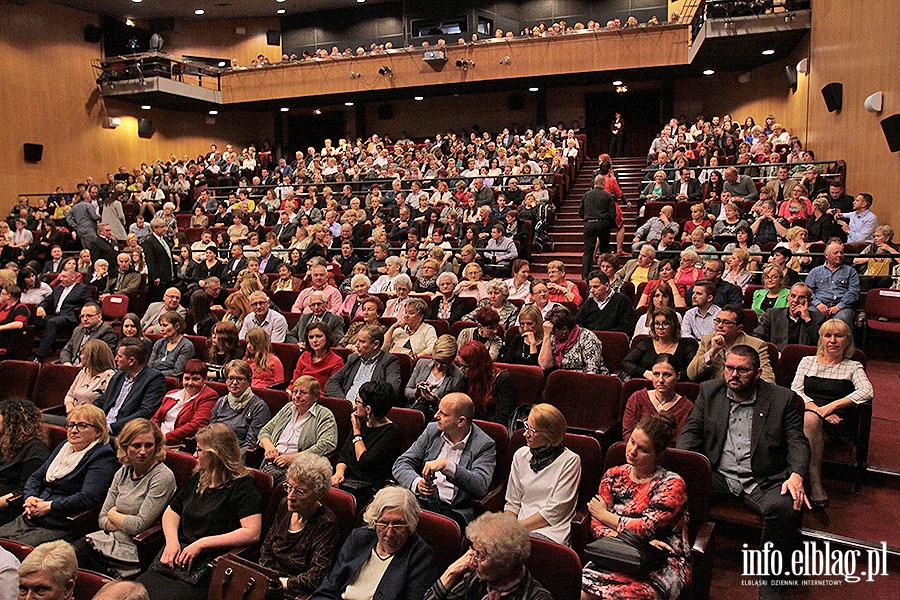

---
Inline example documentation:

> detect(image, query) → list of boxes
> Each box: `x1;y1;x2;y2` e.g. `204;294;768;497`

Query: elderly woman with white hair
339;273;372;320
425;512;552;600
311;486;439;600
369;256;404;293
259;452;339;598
383;274;413;319
428;271;470;322
463;278;520;329
16;540;79;600
454;262;489;302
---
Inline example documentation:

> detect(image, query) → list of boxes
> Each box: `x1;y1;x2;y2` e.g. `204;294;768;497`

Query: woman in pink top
244;327;284;389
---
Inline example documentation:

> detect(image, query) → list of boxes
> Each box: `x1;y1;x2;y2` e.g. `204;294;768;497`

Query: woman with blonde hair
62;339;116;414
722;248;753;292
751;264;790;316
76;419;176;578
243;327;284;389
136;423;262;600
404;335;466;419
504;304;544;366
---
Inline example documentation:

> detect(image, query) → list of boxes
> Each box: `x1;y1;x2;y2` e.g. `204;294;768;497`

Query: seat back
592;331;630;373
526;537;582;600
32;363;81;410
74;569;113;600
323;486;358;548
473;419;509;483
43;424;68;449
866;288;900;320
425;319;451;337
250;468;275;539
185;335;208;359
417;509;463;570
319;396;354;449
272;342;301;381
0;538;33;561
392;352;414;389
387;406;427;450
450;320;477;338
543;370;622;437
0;360;40;402
101;293;130;321
741;309;759;333
272;290;301;313
164;450;198;489
254;387;291;415
495;363;544;408
332;347;354;362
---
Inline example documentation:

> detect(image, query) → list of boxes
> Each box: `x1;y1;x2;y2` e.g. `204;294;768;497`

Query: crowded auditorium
1;1;898;599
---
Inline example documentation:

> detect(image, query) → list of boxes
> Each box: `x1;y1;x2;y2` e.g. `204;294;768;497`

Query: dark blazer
574;292;635;336
687;280;743;309
89;235;118;268
0;438;50;496
392;422;496;521
754;307;824;352
21;441;118;529
311;528;439;600
94;366;167;434
426;296;470;323
222;257;248;286
143;234;174;285
673;177;703;202
677;379;810;489
324;351;401;398
39;282;94;320
273;222;298;246
285;312;346;345
259;254;283;274
59;323;118;364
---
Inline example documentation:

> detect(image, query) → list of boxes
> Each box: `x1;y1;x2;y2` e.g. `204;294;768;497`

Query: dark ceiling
50;0;392;20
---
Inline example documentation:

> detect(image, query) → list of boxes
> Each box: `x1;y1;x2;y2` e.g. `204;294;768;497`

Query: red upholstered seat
417;509;462;570
0;360;39;402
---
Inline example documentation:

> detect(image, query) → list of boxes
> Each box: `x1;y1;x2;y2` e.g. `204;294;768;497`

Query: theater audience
209;359;271;455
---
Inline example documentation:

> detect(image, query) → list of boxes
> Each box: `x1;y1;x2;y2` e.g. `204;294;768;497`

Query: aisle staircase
531;157;648;278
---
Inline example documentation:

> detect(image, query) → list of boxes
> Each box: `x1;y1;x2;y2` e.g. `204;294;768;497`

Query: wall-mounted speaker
880;114;900;152
783;65;797;89
822;83;843;113
377;105;393;120
508;94;525;111
23;143;43;163
83;25;103;43
138;118;154;139
266;29;281;46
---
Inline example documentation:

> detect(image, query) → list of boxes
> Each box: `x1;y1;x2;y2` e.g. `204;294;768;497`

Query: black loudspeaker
508;94;525;111
23;143;43;163
84;25;103;43
880;114;900;152
138;118;154;139
266;29;281;46
377;105;393;120
783;65;797;88
822;83;843;113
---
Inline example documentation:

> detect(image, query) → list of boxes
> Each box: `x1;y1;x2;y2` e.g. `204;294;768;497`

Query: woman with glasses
151;359;218;447
582;413;691;600
404;336;467;420
622;308;696;382
622;354;694;443
456;306;505;362
503;304;544;366
633;284;682;338
0;404;117;546
260;452;339;598
258;376;337;484
148;310;195;378
333;382;404;504
74;419;176;578
209;359;271;456
504;404;580;546
751;264;790;317
311;486;439;600
0;398;49;521
458;340;517;427
136;424;263;600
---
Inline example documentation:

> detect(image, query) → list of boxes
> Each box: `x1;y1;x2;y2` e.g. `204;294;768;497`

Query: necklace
650;390;679;412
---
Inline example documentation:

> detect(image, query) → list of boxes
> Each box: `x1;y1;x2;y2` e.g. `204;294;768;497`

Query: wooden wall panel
159;17;280;68
222;26;691;104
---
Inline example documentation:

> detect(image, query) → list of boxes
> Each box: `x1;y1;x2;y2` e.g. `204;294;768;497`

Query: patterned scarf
552;325;581;366
529;445;564;473
226;386;255;412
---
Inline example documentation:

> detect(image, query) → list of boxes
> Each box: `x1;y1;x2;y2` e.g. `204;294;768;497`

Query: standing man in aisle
579;174;617;281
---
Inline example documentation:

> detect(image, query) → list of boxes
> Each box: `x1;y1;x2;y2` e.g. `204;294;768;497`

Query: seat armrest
268;381;290;391
473;483;505;515
133;523;164;544
66;507;100;531
4;491;24;509
692;520;715;555
570;506;592;558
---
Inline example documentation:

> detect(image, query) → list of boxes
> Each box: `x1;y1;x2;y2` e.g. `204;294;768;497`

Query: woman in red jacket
151;359;218;446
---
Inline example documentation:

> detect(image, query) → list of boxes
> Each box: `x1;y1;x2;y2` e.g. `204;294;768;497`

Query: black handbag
149;547;213;585
584;529;668;577
208;554;284;600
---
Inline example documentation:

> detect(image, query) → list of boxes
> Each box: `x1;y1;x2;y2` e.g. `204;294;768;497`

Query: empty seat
0;360;40;403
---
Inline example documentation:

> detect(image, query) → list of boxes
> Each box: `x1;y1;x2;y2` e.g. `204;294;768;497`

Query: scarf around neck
226;386;255;412
529;445;564;473
552;324;581;366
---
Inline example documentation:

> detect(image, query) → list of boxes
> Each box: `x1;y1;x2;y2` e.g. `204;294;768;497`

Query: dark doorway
286;111;345;155
585;90;666;158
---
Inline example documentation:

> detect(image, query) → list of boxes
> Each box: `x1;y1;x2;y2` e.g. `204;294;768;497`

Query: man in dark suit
59;302;117;365
325;325;400;398
575;270;635;335
89;223;118;268
272;212;298;247
221;242;248;288
256;242;283;274
41;245;65;283
673;167;703;203
579;173;617;280
142;218;174;304
34;269;95;361
392;392;496;526
94;339;166;435
678;345;810;600
688;259;743;308
754;283;824;352
284;291;345;345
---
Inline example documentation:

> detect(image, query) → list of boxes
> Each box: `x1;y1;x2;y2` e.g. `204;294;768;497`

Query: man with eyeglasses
94;338;166;434
754;283;824;352
140;287;186;335
687;304;775;384
392;393;496;528
284;290;345;345
58;302;117;366
678;345;810;600
687;258;743;309
239;291;288;343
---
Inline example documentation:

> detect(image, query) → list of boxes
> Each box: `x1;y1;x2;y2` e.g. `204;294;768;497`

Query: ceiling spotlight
217;61;227;67
125;18;135;27
616;85;628;94
762;49;775;56
276;9;285;14
313;109;322;115
703;69;715;75
414;96;424;101
140;105;151;110
455;59;474;70
612;80;623;86
208;110;218;115
528;87;539;92
280;107;289;112
131;0;142;3
194;9;205;16
357;0;365;3
378;66;393;77
276;0;285;2
349;71;362;79
344;102;354;106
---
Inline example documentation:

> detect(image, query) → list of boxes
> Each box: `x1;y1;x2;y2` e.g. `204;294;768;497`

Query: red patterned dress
582;464;691;599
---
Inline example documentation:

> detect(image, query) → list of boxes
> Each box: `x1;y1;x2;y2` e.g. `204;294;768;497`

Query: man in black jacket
94;339;166;434
575;271;635;336
579;174;617;280
142;218;174;303
34;269;94;361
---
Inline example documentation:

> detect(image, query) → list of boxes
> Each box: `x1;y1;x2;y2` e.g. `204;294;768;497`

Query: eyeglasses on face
66;422;97;431
226;376;248;383
653;321;672;328
521;421;542;436
374;520;409;532
282;482;310;497
713;318;738;327
724;364;755;376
